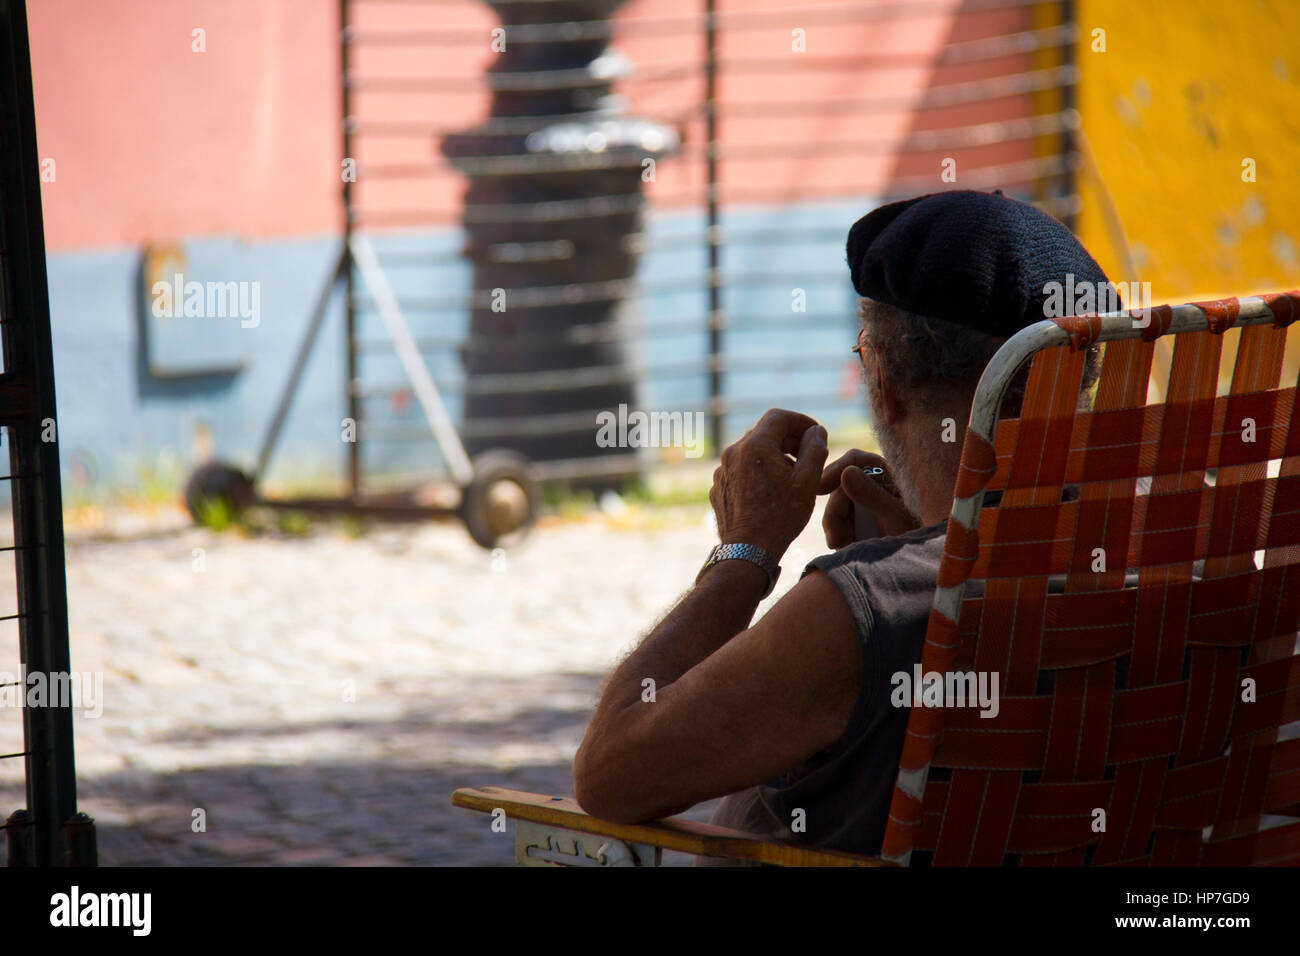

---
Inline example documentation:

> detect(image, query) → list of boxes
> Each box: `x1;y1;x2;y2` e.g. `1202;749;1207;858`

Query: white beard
865;385;926;523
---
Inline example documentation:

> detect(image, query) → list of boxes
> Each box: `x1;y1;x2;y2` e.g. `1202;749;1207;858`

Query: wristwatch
695;543;782;598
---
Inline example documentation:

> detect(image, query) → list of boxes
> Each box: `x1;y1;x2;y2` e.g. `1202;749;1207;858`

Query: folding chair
453;290;1300;866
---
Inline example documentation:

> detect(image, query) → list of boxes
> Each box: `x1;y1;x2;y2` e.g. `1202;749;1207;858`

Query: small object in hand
853;467;885;540
853;502;880;540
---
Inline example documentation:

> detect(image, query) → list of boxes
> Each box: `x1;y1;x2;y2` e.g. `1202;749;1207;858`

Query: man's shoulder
800;521;948;649
806;520;948;580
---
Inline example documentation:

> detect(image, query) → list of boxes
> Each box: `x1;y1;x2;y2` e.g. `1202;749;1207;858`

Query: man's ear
872;358;906;426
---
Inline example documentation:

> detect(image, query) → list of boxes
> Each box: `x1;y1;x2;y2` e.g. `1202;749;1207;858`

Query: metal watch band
695;543;781;598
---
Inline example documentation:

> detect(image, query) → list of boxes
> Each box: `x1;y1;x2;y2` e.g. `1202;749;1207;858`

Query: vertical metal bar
349;236;474;485
252;249;347;484
0;0;83;867
63;811;97;866
341;0;360;498
703;0;722;453
1060;0;1078;233
5;810;32;866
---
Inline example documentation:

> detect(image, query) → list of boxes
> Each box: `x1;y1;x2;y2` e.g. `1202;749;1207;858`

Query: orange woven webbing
882;293;1300;866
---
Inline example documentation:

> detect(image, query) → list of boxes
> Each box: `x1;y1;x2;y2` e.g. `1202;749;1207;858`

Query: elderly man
572;190;1108;861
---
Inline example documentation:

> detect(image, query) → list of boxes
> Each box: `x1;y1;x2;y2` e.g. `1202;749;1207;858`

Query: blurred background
1;0;1296;865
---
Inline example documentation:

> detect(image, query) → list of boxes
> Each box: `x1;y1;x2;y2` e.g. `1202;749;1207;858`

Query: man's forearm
608;559;770;697
575;411;828;820
574;558;770;811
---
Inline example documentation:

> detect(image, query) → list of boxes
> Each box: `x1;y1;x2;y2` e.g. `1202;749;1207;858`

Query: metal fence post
704;0;723;454
0;0;92;867
341;0;361;499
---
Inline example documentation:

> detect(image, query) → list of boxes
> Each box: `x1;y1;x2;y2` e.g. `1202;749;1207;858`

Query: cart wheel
460;450;538;550
184;461;256;527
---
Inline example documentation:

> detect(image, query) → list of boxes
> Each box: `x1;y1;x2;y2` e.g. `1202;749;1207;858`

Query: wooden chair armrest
452;786;887;867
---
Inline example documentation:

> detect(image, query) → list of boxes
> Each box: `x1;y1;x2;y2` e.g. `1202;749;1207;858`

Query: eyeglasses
851;328;871;370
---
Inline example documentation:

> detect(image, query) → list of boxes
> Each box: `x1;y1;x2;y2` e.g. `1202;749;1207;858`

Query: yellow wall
1076;0;1300;303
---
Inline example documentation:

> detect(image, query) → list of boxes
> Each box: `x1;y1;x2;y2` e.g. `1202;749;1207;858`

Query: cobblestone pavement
0;506;834;866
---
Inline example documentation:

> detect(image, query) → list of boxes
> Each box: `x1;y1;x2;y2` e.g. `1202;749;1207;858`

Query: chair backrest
881;291;1300;866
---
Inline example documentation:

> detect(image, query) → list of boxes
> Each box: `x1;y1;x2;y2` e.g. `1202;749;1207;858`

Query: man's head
845;190;1106;521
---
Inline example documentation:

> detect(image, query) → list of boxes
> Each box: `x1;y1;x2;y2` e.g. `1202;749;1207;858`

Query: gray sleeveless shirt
696;518;950;865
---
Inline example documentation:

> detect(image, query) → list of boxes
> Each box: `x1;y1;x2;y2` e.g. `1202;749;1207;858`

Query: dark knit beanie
846;190;1113;338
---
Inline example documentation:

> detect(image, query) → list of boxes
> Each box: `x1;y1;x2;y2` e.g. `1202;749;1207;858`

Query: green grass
276;510;312;536
542;482;599;519
620;476;710;510
194;496;235;532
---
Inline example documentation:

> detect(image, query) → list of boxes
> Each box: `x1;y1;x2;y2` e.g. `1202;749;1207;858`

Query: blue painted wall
45;199;874;501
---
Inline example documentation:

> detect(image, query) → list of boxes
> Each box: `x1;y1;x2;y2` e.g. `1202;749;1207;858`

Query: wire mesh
340;0;1079;486
0;428;25;802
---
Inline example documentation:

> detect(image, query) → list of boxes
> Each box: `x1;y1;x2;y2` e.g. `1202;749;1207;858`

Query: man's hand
709;409;828;560
819;449;920;549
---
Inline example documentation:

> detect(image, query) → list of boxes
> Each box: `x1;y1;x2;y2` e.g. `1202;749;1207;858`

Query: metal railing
333;0;1079;489
0;0;95;866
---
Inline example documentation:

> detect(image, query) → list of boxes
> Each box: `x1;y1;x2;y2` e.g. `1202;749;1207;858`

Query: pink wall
29;0;1033;252
29;0;341;251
